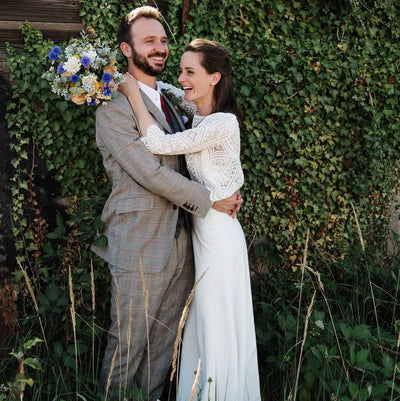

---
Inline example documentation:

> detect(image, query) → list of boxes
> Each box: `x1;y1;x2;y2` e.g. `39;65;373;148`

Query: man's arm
96;97;213;216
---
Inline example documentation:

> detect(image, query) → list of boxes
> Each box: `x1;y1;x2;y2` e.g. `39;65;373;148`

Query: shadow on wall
0;72;15;279
0;72;20;352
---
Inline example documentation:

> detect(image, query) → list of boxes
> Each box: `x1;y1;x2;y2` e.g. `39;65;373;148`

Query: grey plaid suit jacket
91;89;212;273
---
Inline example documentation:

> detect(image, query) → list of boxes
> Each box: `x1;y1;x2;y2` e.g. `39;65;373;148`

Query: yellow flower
108;81;118;92
103;65;117;75
70;93;86;105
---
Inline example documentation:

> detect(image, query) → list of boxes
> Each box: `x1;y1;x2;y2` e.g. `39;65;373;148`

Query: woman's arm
142;113;238;155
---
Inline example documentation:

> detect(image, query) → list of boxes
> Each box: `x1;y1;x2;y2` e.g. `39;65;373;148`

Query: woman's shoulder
203;112;239;127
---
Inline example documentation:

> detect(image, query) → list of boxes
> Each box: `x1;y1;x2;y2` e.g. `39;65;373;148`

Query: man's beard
131;46;167;76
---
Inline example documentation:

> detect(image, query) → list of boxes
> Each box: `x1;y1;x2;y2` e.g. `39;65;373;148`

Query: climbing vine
3;0;400;399
7;1;400;272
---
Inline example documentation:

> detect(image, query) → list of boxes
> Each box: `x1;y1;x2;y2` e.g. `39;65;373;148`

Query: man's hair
117;6;162;45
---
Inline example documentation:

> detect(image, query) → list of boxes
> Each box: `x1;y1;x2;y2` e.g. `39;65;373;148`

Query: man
91;6;242;401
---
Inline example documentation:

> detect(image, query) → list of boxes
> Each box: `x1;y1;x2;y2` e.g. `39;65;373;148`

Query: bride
119;38;261;401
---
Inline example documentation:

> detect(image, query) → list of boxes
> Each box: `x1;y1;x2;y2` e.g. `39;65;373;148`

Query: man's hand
212;190;243;218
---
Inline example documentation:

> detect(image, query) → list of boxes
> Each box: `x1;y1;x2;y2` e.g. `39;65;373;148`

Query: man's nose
155;41;167;53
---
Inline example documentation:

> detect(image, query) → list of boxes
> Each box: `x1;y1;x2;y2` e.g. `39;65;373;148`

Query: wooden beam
0;21;84;33
0;0;82;23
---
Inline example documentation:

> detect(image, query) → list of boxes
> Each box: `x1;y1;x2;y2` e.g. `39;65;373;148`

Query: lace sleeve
141;113;238;155
157;81;197;115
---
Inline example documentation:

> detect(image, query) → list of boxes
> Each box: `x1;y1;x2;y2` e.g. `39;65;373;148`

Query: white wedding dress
141;84;261;401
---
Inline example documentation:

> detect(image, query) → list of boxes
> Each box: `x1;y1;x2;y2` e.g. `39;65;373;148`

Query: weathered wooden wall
0;0;84;70
0;0;175;70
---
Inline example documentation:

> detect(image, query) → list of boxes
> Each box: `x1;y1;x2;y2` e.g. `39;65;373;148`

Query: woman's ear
211;72;222;86
120;42;132;58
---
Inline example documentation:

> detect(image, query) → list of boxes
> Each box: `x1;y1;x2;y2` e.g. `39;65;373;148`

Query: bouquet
43;34;125;106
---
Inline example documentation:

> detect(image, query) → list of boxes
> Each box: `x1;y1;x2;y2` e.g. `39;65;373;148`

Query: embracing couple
91;6;261;401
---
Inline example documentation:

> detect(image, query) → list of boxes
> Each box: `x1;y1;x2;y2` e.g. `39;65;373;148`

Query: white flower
45;33;125;106
64;56;81;74
82;49;97;64
81;73;98;93
112;72;125;84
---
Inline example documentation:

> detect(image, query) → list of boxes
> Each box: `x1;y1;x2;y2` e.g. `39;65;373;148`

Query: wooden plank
0;0;82;23
0;21;84;65
0;0;171;67
0;21;84;33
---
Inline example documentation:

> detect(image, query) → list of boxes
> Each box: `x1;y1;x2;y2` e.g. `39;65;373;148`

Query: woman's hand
119;72;140;100
212;190;243;218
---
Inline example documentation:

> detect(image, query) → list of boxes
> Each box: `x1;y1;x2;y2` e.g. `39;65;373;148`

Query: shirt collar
138;81;162;111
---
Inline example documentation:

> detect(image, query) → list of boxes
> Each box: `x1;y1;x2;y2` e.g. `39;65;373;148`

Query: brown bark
182;0;194;34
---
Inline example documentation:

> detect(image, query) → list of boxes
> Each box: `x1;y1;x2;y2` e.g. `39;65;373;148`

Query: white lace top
141;83;244;201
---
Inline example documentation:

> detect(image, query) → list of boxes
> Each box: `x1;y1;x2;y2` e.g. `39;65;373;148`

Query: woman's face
178;51;219;112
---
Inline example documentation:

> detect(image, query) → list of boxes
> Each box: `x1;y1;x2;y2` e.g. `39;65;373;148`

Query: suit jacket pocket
116;195;154;214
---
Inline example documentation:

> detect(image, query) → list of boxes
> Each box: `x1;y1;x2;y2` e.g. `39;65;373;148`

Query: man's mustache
148;52;167;59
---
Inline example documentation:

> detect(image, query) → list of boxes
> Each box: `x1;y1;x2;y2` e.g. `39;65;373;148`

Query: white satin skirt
177;208;261;401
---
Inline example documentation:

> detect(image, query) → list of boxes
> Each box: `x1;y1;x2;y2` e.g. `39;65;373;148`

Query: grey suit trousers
99;226;194;401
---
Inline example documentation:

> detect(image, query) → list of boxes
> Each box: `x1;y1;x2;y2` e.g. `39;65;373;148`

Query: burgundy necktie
160;93;172;126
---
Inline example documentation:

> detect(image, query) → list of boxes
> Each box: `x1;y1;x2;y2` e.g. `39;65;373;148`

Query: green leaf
56;210;65;229
24;357;42;371
70;86;85;95
46;282;60;302
349;381;359;397
92;235;108;247
355;348;369;367
352;324;371;340
23;338;44;351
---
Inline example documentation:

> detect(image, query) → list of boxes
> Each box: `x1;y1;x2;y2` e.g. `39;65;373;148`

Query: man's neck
128;66;157;89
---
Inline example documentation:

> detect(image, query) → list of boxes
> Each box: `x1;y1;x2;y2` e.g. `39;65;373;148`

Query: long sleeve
96;92;212;216
141;112;244;202
141;113;238;155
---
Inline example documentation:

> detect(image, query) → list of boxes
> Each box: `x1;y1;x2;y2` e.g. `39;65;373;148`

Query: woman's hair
117;6;162;45
183;38;243;125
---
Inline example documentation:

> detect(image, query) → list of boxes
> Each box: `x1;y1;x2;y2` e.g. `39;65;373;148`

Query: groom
91;6;242;401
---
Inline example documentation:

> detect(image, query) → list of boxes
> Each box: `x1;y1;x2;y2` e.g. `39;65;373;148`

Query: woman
119;38;261;401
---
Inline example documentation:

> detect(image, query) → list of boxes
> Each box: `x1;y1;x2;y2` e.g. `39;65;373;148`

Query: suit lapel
140;89;172;134
162;94;185;132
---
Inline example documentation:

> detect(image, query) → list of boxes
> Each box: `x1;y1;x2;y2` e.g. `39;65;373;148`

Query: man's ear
120;42;132;58
211;72;222;86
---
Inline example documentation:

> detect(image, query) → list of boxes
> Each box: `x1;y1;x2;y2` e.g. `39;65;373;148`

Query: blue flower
49;52;58;61
88;97;97;106
57;63;66;74
48;46;61;60
101;73;112;83
81;56;91;67
103;86;113;96
71;74;79;83
52;46;61;55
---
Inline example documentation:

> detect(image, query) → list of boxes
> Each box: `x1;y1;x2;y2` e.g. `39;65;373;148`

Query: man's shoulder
96;92;130;116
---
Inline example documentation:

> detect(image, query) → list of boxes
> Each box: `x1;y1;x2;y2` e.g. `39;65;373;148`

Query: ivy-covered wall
3;0;400;399
5;0;400;272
